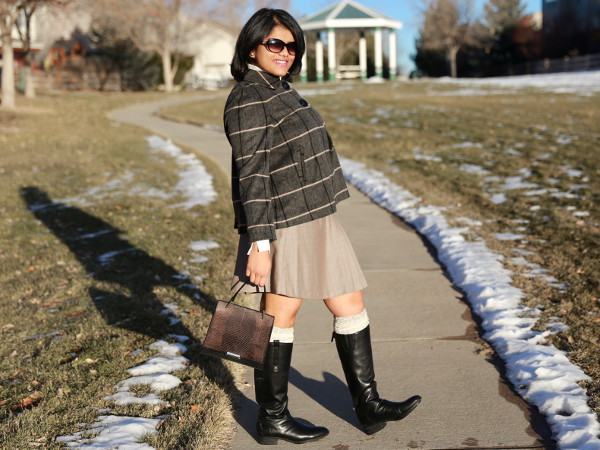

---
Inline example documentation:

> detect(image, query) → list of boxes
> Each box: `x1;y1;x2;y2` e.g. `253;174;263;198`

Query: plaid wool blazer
223;69;350;242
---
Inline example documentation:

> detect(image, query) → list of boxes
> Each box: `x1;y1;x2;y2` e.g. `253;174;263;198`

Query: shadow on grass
20;186;256;443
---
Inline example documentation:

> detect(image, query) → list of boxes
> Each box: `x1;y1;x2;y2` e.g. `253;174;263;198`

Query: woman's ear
249;51;255;58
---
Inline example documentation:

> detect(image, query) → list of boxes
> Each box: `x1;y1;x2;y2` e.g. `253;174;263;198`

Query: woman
224;8;421;445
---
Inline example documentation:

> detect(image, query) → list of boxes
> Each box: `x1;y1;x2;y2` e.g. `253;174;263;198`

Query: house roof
300;0;402;31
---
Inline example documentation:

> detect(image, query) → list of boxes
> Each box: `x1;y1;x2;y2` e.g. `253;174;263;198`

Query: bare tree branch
418;0;478;77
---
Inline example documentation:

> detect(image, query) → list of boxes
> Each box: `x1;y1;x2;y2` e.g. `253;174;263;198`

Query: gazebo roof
300;0;402;31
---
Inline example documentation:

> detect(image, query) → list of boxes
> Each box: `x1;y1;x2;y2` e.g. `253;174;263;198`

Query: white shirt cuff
247;239;270;255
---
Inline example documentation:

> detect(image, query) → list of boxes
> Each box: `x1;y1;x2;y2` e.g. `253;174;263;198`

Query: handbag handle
227;282;267;307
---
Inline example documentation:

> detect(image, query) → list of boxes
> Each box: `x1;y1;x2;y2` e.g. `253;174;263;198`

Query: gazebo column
316;32;324;83
389;29;397;80
327;27;336;81
374;26;383;78
300;35;308;82
359;31;367;80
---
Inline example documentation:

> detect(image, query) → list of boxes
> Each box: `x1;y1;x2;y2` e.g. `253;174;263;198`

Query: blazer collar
243;69;291;90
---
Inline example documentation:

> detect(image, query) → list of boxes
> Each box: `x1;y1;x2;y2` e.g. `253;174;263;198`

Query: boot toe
387;394;422;421
257;417;329;445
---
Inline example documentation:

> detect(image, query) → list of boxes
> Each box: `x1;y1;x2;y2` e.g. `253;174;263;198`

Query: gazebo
299;0;402;82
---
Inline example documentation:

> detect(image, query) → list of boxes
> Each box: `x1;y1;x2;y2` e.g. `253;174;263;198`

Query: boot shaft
333;325;377;407
254;341;293;417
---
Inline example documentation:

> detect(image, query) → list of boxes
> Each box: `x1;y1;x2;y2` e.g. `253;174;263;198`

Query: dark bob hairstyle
231;8;305;82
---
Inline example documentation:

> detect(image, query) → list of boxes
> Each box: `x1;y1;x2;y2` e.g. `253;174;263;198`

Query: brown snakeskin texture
202;300;274;365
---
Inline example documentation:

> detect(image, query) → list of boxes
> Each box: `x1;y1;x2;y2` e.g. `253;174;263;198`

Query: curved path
111;94;553;449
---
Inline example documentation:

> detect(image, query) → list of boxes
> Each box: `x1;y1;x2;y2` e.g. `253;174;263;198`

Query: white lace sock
333;309;369;335
270;326;294;343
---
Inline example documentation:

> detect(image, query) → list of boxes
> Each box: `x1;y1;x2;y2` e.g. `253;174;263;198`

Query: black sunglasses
261;38;297;55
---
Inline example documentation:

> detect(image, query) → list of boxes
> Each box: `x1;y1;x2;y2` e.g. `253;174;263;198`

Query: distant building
2;6;235;91
183;20;236;90
542;0;600;56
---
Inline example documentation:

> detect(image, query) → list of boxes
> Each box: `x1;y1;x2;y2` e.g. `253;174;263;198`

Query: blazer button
299;99;308;107
282;81;291;90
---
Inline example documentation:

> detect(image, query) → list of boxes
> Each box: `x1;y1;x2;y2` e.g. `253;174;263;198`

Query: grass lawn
0;91;244;448
161;79;600;419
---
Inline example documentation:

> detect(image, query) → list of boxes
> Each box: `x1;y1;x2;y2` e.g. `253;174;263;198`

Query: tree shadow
19;186;243;417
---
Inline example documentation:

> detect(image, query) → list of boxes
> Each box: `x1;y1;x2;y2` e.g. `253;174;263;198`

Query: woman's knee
263;293;303;328
324;290;365;317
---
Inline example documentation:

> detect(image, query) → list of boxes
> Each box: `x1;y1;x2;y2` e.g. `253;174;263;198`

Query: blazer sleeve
224;87;276;242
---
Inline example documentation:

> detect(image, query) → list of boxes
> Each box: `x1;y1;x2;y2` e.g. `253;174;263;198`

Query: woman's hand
246;244;272;287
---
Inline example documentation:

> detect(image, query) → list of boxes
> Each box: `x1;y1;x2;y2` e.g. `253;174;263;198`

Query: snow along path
56;136;218;448
429;69;600;96
340;157;600;450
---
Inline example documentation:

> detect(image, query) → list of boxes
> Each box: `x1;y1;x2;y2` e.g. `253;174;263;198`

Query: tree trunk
448;45;459;78
161;50;174;93
1;31;16;109
24;60;36;99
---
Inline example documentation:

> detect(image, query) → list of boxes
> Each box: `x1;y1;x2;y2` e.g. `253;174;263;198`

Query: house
2;5;235;91
183;20;237;89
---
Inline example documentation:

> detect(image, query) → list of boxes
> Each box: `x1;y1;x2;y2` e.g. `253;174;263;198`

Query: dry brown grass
0;91;246;448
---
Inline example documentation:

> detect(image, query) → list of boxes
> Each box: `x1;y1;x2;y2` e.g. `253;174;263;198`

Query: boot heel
257;435;278;445
363;421;386;435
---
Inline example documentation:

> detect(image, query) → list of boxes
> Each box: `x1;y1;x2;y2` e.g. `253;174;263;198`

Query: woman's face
252;25;296;77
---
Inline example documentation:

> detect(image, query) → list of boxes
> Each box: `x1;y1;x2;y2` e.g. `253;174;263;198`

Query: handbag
200;284;274;370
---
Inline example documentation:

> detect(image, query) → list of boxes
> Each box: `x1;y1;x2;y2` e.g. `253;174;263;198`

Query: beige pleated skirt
231;214;367;299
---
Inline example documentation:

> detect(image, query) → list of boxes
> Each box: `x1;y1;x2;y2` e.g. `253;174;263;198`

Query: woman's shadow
19;186;257;432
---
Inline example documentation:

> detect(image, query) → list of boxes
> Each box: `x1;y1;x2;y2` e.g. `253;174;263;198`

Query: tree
417;0;478;78
13;0;73;99
478;0;526;71
92;0;211;93
0;0;22;109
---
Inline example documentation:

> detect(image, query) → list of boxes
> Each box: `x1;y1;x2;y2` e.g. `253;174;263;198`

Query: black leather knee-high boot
254;341;329;445
333;325;421;435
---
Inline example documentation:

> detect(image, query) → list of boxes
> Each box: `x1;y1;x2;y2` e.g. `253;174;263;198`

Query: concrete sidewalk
111;96;554;449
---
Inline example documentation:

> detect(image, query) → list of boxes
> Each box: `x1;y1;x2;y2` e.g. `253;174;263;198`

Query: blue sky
288;0;542;74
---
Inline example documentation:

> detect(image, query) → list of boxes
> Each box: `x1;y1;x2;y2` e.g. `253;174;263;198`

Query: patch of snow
116;373;182;393
513;248;535;256
104;391;166;406
168;334;190;343
190;240;219;252
490;193;507;204
556;134;577;145
562;166;585;178
454;217;483;227
98;248;137;265
77;229;116;240
494;233;526;241
412;147;442;162
336;116;361;125
552;192;580;199
502;176;539;191
459;164;491;176
505;148;522;156
56;415;161;448
146;136;216;209
127;356;188;376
